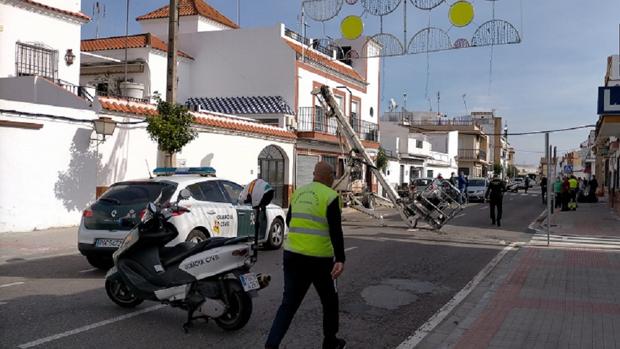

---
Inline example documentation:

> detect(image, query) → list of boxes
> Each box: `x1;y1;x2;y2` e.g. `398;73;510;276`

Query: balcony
458;149;487;162
297;107;378;142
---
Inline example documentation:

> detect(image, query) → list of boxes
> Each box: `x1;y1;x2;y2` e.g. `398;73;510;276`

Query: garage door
296;155;319;187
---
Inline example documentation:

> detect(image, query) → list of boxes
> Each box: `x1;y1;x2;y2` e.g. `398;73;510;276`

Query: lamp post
92;116;117;143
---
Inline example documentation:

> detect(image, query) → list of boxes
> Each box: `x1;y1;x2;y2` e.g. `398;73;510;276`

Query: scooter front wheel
215;280;252;331
105;278;143;308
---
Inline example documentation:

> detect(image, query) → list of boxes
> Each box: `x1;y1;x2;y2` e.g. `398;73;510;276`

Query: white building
0;0;296;232
379;114;458;191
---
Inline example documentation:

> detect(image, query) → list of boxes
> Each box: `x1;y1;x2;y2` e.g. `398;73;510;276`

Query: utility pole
166;0;179;103
124;0;129;82
545;133;551;246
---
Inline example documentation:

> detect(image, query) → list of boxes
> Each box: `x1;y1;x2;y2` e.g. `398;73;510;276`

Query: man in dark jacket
485;175;506;227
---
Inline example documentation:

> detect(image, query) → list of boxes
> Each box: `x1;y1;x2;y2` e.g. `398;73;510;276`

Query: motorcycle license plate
95;238;123;248
239;273;260;292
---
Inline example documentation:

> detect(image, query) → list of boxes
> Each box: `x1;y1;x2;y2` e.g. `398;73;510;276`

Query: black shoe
323;338;346;349
497;221;501;227
491;220;495;225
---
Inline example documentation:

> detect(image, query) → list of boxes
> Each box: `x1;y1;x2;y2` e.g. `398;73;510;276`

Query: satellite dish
389;98;398;112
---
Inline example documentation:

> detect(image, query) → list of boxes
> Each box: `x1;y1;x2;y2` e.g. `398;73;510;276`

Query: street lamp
91;116;117;144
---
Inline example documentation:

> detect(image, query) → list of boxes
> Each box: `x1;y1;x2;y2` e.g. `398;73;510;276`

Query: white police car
78;167;287;269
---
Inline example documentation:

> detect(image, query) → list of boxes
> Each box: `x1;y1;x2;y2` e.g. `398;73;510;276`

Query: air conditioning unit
286;116;298;130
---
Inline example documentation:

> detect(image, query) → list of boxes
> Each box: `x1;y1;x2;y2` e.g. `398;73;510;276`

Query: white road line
396;243;518;349
455;213;466;218
78;268;99;274
344;246;358;252
0;282;25;289
0;301;7;305
18;304;166;349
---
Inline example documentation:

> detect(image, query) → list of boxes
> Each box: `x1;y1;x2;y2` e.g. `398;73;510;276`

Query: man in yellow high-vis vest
266;161;346;349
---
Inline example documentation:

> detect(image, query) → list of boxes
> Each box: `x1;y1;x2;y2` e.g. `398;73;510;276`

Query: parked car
412;178;433;192
466;177;489;202
78;167;287;269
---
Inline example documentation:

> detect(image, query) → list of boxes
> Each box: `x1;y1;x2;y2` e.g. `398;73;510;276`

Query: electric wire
0;109;146;125
408;124;595;136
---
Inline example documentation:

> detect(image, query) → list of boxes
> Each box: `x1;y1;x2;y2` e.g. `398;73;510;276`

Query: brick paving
417;202;620;349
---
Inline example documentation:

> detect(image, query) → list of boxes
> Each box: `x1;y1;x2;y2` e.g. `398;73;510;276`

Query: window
322;156;337;177
220;180;244;204
186;183;206;201
416;140;423;149
99;182;177;206
15;42;58;80
198;181;228;203
427;170;434;178
335;95;344;114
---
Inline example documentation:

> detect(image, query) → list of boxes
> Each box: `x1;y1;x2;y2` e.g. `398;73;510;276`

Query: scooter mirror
178;189;191;202
147;202;157;214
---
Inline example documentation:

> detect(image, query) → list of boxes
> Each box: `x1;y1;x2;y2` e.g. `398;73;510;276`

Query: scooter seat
161;237;234;268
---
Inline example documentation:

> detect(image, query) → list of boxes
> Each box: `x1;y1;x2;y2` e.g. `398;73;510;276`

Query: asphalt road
0;189;544;349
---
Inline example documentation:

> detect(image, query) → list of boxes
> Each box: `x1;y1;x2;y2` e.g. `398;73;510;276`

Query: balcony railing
297;107;379;142
383;112;480;127
458;149;487;161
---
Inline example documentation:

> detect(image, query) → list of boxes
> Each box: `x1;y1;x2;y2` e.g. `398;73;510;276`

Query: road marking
396;243;518;349
344;246;358;252
78;268;99;274
18;304;166;348
455;213;466;218
0;301;7;305
479;206;488;210
0;282;25;289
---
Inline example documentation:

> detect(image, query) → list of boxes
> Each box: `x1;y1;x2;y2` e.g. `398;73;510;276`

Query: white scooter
104;180;273;332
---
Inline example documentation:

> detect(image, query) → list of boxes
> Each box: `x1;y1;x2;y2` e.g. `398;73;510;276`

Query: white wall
139;15;231;39
177;26;294;106
36;0;80;12
0;3;83;84
0;99;98;232
177;131;294;187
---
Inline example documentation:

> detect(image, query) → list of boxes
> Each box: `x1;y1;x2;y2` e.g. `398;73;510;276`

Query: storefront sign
598;86;620;115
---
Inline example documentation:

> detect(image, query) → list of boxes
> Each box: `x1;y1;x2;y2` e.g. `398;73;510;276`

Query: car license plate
239;273;260;292
95;238;123;248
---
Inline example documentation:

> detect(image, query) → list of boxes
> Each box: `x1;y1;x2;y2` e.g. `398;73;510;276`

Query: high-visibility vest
569;178;578;189
284;182;339;258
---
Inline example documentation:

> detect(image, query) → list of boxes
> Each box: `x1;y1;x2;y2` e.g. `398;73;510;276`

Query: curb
395;242;520;349
526;209;548;234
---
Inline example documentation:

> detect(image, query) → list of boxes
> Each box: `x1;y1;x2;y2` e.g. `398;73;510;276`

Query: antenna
436;91;441;116
402;92;407;112
92;2;106;39
145;159;153;179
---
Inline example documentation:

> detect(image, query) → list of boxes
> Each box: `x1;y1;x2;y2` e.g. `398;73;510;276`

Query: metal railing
95;90;150;104
383;112;480;127
15;42;58;81
297;107;378;141
284;28;335;58
458;149;487;161
56;79;94;102
284;28;311;46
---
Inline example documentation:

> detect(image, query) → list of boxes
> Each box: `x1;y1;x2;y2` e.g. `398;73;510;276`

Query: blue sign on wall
563;165;573;174
598;86;620;115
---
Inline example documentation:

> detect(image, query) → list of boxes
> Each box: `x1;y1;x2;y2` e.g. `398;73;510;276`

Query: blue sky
80;0;620;165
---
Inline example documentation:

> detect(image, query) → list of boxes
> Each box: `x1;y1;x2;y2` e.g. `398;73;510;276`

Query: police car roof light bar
153;167;217;177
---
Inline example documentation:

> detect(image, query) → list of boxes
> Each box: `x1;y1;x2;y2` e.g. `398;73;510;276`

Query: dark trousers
554;193;561;209
490;199;503;223
266;250;339;348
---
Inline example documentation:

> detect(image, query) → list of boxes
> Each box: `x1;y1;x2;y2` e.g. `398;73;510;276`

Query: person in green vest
265;161;346;349
568;175;578;210
553;176;562;209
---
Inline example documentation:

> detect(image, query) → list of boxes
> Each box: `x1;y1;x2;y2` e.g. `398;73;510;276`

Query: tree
376;147;389;173
506;164;518;178
146;98;198;167
493;163;503;176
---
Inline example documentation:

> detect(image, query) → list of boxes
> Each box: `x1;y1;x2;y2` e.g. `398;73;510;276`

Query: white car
78;167;287;269
466;177;489;202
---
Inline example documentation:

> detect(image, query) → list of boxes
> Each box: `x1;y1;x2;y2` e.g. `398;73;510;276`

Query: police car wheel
265;218;284;250
186;229;209;243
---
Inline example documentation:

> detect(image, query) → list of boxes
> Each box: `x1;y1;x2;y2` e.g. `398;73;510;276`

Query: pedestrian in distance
458;172;468;203
540;176;548;205
568;175;578;210
588;175;599;203
265;161;346;349
553;176;562;209
485;174;506;227
524;176;530;193
561;176;570;211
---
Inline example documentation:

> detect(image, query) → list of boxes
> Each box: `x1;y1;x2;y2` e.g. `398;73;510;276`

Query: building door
258;145;285;207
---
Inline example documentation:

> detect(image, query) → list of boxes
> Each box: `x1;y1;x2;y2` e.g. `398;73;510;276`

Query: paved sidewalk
0;226;78;264
415;201;620;348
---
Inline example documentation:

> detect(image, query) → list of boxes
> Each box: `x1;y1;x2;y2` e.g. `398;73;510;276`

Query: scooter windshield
112;224;140;262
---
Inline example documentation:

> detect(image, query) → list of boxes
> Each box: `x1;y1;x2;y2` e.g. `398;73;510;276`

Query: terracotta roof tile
98;97;296;140
17;0;90;22
81;33;194;60
284;39;365;83
136;0;238;29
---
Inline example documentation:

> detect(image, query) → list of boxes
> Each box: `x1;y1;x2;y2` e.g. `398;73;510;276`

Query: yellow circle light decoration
449;1;474;28
340;15;364;40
